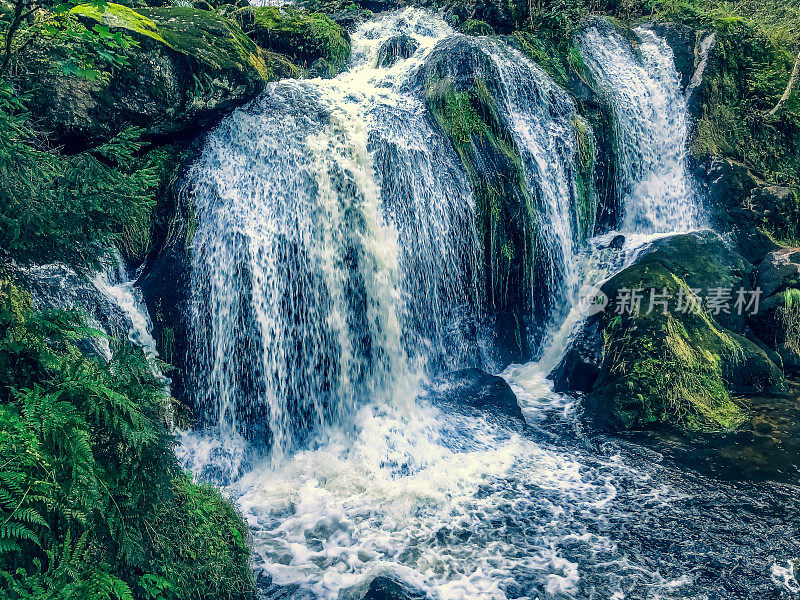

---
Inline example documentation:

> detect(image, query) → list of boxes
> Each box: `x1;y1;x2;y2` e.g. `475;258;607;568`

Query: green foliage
144;475;252;600
689;21;799;185
460;19;493;36
237;6;349;71
1;0;141;82
0;278;253;600
778;287;800;358
0;85;162;267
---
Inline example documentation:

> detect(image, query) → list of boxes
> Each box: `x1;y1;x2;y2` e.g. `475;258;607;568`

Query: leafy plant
2;0;139;81
0;84;162;267
0;277;253;600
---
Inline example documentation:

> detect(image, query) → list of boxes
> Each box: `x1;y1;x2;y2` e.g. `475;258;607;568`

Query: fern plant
0;276;253;600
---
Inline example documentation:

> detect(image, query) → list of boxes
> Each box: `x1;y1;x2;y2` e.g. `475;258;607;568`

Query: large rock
649;22;698;91
553;232;784;433
694;158;783;263
416;36;591;365
749;249;800;375
20;4;277;150
236;6;350;74
376;34;419;67
422;368;524;425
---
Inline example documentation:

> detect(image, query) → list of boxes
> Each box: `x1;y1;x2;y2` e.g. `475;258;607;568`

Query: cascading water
578;19;699;234
176;10;799;600
185;9;585;458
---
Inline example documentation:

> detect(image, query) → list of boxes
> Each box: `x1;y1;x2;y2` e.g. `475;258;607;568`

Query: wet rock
376;34;419;67
139;243;193;405
20;4;272;150
755;248;800;299
417;35;586;365
555;232;784;433
361;576;430;600
632;230;752;332
551;319;602;393
423;368;524;425
748;249;800;375
20;263;129;360
609;234;626;249
685;32;716;113
649;22;697;90
236;6;350;72
695;158;796;264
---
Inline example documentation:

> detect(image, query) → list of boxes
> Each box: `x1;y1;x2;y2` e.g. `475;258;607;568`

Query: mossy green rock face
236;6;350;72
555;232;784;433
22;4;274;148
417;37;537;363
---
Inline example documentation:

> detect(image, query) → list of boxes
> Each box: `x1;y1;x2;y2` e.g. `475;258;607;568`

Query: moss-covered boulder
236;6;350;73
416;37;537;363
20;4;277;149
414;36;594;365
554;232;784;433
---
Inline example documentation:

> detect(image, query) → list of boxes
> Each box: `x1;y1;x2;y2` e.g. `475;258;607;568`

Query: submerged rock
423;368;524;425
553;232;785;433
361;576;430;600
20;3;276;150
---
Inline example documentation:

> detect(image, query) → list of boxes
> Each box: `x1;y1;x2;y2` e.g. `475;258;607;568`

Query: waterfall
174;13;799;600
578;19;698;234
506;19;702;413
186;9;586;455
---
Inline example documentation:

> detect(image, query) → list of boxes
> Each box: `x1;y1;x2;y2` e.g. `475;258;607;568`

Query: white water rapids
159;9;798;600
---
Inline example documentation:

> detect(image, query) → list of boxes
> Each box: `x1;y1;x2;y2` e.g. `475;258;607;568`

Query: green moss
238;6;350;71
461;19;494;36
73;3;271;80
573;115;597;243
595;265;748;431
142;6;271;78
71;2;167;44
